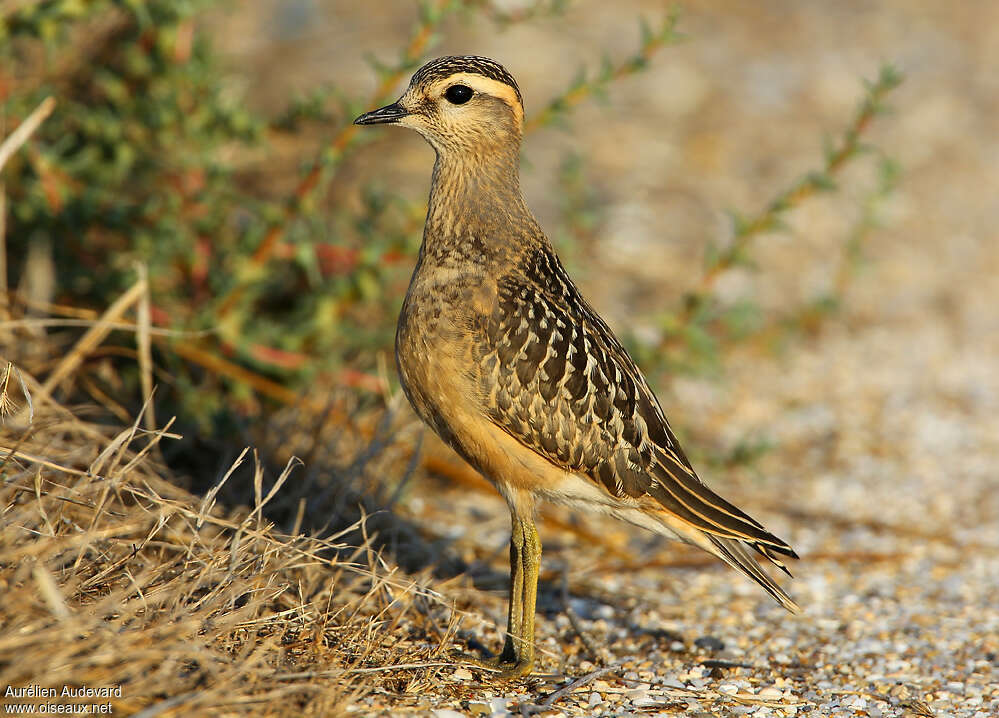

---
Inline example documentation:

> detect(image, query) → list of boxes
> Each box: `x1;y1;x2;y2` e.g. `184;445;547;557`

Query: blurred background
2;0;997;714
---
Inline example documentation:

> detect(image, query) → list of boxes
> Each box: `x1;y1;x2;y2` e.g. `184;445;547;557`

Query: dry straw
0;376;463;714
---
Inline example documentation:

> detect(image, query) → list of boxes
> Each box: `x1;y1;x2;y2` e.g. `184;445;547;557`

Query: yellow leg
498;518;526;665
463;513;541;679
497;515;540;676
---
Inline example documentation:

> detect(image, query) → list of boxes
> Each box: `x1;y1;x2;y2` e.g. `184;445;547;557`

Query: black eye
444;84;473;105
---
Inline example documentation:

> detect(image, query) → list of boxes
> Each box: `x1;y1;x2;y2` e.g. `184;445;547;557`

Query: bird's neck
423;149;541;264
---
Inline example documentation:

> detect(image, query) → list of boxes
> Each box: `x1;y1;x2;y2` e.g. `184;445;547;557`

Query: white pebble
595;603;615;619
843;695;867;709
758;686;783;700
626;687;649;703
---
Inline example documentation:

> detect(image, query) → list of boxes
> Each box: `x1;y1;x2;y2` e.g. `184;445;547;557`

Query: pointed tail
705;533;800;613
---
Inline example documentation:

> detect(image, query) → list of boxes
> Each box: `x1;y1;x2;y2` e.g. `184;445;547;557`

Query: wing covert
476;246;795;553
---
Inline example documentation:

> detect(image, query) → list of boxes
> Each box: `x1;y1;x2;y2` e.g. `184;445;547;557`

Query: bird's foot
453;650;535;680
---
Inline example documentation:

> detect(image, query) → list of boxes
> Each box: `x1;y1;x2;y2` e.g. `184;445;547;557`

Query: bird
354;55;797;679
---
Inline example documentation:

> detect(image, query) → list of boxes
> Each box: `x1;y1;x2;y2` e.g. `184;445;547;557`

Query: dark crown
410;56;523;106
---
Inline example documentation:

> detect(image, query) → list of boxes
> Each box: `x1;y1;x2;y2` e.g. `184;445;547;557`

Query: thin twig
560;569;604;664
524;665;618;714
135;262;156;432
523;14;680;133
0;316;214;336
41;276;147;395
0;178;6;323
679;65;903;323
0;96;56;171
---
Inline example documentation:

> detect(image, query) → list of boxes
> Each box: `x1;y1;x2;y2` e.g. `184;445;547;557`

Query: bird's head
354;56;524;158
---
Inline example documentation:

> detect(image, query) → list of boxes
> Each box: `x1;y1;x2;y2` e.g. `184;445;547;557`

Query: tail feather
640;506;799;612
707;534;799;613
648;448;799;554
752;543;796;577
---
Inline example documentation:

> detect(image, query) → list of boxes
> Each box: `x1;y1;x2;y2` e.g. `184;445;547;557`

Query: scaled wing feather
477;246;797;564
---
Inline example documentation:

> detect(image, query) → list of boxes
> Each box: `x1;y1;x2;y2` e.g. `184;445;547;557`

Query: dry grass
0;339;466;716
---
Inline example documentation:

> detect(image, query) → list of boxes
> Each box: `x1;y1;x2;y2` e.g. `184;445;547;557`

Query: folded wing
476;246;797;606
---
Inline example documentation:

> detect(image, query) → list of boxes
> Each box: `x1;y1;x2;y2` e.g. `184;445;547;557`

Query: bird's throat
424;150;534;250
